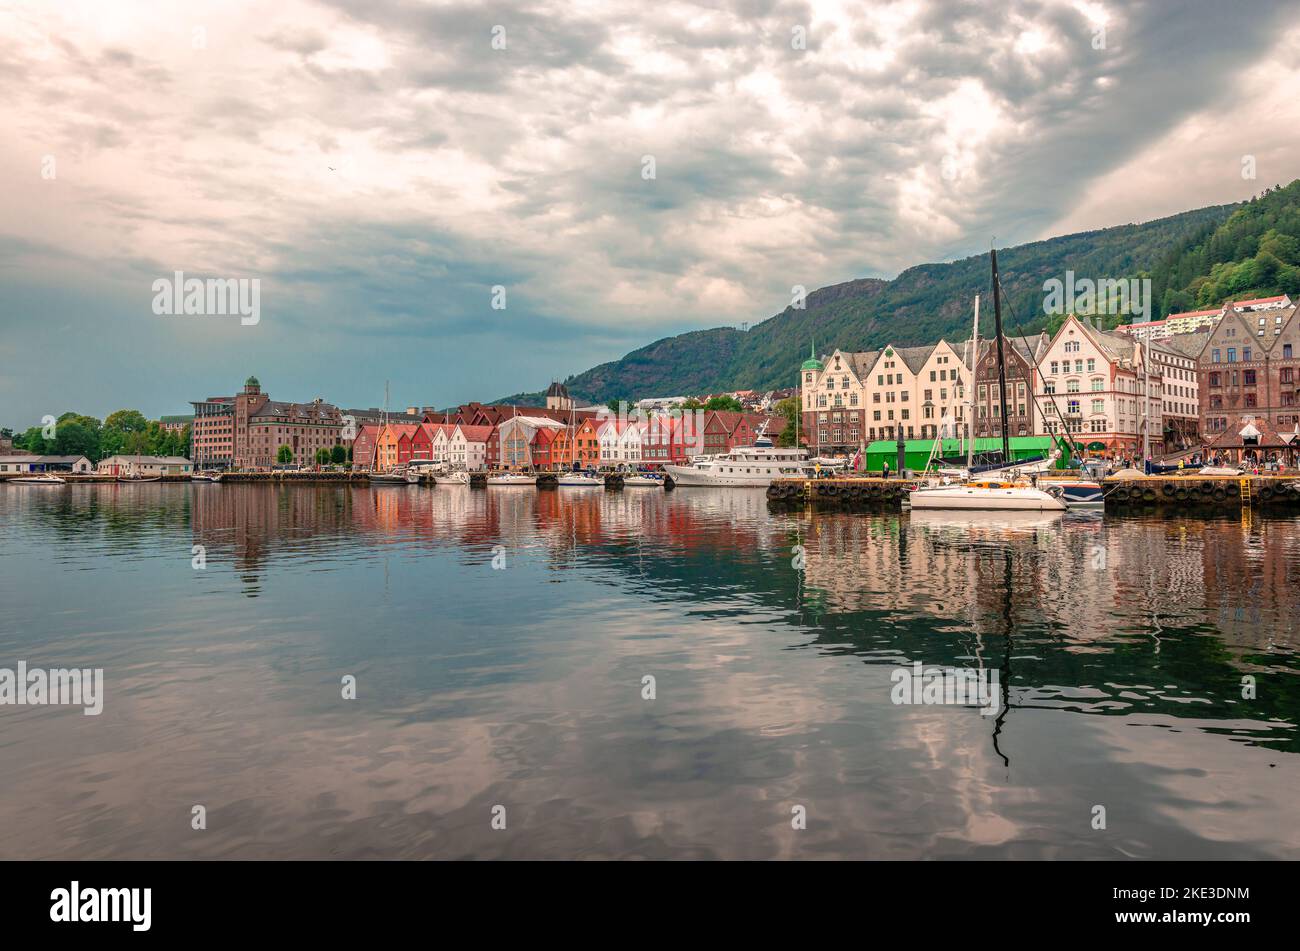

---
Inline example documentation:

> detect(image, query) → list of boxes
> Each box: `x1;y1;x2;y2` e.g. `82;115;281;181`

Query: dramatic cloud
2;0;1298;421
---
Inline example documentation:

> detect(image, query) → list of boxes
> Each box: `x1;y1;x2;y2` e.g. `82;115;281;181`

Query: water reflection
0;483;1297;859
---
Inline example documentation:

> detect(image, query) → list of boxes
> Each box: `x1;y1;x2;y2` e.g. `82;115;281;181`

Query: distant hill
496;186;1300;404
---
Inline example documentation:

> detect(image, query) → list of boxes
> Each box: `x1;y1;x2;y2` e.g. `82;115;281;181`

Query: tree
52;422;99;460
774;397;800;447
331;445;347;464
704;395;744;412
104;410;148;433
276;445;294;465
315;447;331;465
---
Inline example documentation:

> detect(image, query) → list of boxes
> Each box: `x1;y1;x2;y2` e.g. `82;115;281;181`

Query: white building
98;455;193;476
1036;316;1162;456
450;425;491;470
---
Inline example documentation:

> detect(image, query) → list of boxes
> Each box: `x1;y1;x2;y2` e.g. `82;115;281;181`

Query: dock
767;477;911;506
1102;474;1300;509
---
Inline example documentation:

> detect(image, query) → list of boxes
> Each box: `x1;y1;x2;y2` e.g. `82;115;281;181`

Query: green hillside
497;185;1300;404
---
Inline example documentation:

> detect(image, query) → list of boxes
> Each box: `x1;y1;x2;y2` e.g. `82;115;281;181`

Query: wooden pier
767;477;911;507
1102;474;1300;509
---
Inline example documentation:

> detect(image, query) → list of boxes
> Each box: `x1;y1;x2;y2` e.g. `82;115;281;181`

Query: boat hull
662;465;789;487
486;476;536;486
9;476;66;485
909;485;1066;511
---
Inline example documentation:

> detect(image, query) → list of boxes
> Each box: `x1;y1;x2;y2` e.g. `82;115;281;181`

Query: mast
968;295;980;471
1141;343;1151;467
990;250;1011;465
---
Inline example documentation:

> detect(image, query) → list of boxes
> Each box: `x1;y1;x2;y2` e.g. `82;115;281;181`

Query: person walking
882;459;890;480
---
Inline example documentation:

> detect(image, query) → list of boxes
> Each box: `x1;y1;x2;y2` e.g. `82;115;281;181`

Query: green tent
863;436;1066;472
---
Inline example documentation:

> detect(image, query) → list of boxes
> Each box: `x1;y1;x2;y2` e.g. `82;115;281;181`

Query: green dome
801;341;823;371
245;375;260;386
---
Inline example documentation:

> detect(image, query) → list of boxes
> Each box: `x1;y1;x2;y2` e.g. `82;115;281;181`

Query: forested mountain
496;182;1300;405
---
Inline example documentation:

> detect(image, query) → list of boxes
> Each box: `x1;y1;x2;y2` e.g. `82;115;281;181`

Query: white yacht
663;437;814;487
557;471;604;487
440;470;471;485
909;479;1066;512
486;472;536;486
9;474;67;485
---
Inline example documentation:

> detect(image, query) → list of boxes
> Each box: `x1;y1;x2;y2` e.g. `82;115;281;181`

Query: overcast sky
3;0;1300;425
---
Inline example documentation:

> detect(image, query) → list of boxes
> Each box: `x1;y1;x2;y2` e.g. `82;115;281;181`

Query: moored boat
622;473;665;487
663;435;814;487
368;468;419;485
486;472;536;486
117;474;163;483
909;479;1067;511
9;474;67;485
191;470;223;482
557;470;603;486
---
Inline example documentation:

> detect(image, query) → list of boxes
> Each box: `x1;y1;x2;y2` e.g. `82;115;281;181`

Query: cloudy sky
3;0;1300;424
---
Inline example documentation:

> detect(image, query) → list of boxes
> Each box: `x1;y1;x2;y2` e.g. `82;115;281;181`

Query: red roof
456;425;494;442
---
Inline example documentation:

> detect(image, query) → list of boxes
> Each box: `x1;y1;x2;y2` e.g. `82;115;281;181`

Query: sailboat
910;251;1065;513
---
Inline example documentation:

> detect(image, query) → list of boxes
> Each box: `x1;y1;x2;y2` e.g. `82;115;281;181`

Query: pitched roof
1154;332;1212;359
455;425;494;441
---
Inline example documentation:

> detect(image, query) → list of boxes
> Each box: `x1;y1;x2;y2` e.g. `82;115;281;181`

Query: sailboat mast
968;295;979;471
990;250;1011;464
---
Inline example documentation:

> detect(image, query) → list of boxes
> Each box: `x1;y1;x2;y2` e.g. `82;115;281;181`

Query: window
1244;370;1256;386
1050;361;1058;374
1227;348;1236;362
1086;359;1096;372
1091;399;1104;414
1067;380;1080;392
1212;349;1220;363
1067;400;1080;414
1286;344;1294;359
1091;378;1104;391
1244;348;1252;362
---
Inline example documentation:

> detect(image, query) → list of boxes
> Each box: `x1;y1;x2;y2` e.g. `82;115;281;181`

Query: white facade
1037;316;1162;453
450;426;489;470
98;455;193;475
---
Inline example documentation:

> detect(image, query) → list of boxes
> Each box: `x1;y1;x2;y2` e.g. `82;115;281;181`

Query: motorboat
486;472;536;486
909;479;1067;511
9;474;66;485
440;471;471;485
191;470;223;482
1037;479;1103;506
663;436;813;487
622;472;665;487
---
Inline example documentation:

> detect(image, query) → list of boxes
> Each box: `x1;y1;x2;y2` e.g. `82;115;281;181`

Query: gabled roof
455;425;494;442
1154;332;1212;359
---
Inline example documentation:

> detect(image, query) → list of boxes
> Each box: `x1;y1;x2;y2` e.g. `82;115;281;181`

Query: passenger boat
9;474;66;485
486;472;536;486
663;435;814;487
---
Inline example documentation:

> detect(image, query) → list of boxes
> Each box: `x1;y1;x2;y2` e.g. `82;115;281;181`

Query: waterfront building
351;423;381;470
1036;316;1163;456
973;334;1049;440
801;341;974;454
1198;303;1300;439
189;396;235;469
551;418;602;466
192;377;345;469
0;454;92;473
449;425;492;470
492;416;565;470
97;455;193;476
1150;334;1205;450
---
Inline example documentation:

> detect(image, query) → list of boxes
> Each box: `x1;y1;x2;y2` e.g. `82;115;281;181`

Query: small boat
441;471;471;485
191;470;223;482
117;474;163;483
622;473;664;487
368;468;419;485
1038;479;1103;506
486;472;536;486
557;471;604;487
9;474;66;485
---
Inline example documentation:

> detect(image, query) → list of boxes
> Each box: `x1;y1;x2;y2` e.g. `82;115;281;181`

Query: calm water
2;483;1298;859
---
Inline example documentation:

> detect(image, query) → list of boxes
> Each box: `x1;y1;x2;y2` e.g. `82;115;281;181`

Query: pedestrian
882;460;890;480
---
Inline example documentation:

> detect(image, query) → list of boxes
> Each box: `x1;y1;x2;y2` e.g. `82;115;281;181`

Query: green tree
276;445;293;465
331;445;347;464
52;422;99;460
774;396;801;447
704;395;744;412
104;410;148;433
315;447;330;465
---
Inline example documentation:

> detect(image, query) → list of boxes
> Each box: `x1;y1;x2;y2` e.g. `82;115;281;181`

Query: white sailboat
486;471;536;486
909;253;1065;513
